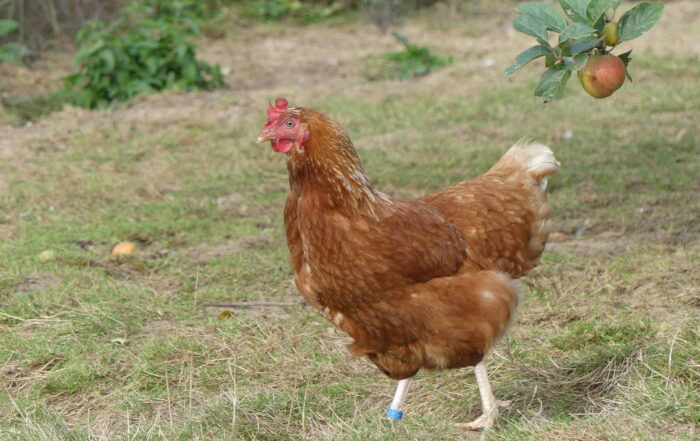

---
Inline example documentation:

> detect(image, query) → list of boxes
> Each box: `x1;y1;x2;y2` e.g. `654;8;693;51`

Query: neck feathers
286;109;390;216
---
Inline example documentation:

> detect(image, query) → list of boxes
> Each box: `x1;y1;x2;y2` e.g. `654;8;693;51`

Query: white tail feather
490;140;560;183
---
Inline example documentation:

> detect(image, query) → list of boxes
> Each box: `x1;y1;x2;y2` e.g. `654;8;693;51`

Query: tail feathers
490;140;560;187
487;140;558;274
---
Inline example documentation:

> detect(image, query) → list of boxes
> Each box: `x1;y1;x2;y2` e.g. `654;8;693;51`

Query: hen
257;97;559;429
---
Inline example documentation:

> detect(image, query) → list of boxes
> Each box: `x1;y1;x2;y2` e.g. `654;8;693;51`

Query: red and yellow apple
578;54;626;99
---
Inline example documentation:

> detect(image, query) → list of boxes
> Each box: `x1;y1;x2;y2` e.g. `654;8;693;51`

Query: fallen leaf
549;232;569;241
218;310;233;319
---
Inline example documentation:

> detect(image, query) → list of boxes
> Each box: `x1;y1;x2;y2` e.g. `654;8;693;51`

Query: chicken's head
257;97;309;153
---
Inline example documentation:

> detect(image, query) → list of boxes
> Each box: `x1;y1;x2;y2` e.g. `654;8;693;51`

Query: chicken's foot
455;360;511;431
386;377;413;420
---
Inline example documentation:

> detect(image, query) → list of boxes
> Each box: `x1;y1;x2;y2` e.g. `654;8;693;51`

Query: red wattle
272;139;293;153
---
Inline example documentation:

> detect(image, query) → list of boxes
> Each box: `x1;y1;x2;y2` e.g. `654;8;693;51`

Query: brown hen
257;97;559;430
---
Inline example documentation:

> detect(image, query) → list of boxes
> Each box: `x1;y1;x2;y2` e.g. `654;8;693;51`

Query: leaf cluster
60;0;224;109
506;0;664;101
0;19;31;65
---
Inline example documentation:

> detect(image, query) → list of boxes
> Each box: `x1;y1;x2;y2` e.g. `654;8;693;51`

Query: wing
371;200;468;284
421;172;549;277
292;195;468;302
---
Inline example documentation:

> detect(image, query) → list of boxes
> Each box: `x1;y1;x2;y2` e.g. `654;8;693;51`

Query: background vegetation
0;0;698;440
0;0;449;115
59;0;224;109
0;0;443;50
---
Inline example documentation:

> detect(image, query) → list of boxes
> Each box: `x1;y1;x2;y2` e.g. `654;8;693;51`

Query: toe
455;415;495;431
496;399;512;409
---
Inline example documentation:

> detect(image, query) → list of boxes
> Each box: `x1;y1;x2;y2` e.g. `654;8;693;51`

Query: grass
1;2;699;440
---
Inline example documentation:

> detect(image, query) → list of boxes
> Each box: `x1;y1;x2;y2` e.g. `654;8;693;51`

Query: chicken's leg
456;360;511;431
386;377;413;420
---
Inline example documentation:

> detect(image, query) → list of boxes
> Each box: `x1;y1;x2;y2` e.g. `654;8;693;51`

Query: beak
257;129;274;144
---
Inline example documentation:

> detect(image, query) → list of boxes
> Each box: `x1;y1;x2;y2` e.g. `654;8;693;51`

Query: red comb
264;97;288;130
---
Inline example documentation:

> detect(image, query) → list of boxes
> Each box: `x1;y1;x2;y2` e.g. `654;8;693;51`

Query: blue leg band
386;408;403;420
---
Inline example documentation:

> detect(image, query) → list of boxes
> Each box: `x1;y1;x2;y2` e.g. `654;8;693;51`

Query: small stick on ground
202;301;306;308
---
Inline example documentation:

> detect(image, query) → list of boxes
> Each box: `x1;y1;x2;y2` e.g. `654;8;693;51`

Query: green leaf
619;49;633;81
175;44;188;59
559;22;597;43
182;61;198;81
181;17;200;36
392;32;411;48
535;64;571;101
62;73;82;86
505;44;553;76
571;35;604;54
563;53;589;71
618;49;632;67
545;54;556;68
0;42;27;65
76;41;105;60
0;19;19;38
99;49;115;72
593;14;606;32
513;14;549;42
558;0;593;24
587;0;621;23
618;2;665;42
560;40;573;57
536;38;552;49
0;51;21;66
145;57;158;74
0;42;24;53
516;2;568;32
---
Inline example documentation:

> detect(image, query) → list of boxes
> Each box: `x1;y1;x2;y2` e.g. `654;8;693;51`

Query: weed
247;0;344;23
59;0;224;109
363;32;451;80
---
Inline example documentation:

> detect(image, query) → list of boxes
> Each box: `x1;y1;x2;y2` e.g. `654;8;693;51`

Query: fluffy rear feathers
490;140;560;190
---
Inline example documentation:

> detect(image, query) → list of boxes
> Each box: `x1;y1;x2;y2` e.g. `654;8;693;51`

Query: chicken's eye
285;120;295;128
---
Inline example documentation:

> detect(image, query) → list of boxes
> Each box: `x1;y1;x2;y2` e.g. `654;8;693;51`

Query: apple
603;22;619;46
578;55;626;99
39;250;56;261
112;241;136;255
